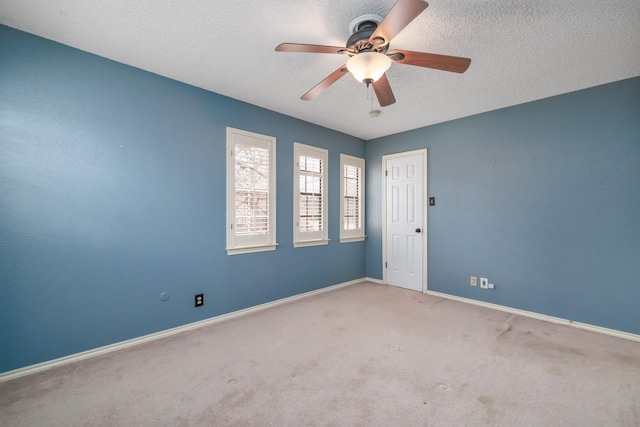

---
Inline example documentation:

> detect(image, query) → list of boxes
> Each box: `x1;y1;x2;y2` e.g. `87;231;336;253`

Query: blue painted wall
2;24;638;374
366;77;640;335
0;25;365;373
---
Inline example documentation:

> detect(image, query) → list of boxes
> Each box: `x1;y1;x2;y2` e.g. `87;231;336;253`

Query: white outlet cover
480;278;488;289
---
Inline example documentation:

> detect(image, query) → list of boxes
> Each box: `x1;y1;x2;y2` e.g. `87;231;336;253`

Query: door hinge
385;170;388;177
385;261;388;268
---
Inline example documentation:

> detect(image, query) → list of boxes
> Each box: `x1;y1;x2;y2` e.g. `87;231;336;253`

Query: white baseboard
0;278;364;383
427;290;640;343
4;279;636;383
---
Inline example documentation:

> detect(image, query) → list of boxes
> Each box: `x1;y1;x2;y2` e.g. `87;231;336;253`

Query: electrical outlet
195;293;204;307
470;276;477;287
488;283;495;290
480;278;489;289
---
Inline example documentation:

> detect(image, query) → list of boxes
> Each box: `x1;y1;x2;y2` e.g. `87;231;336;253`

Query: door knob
415;228;421;233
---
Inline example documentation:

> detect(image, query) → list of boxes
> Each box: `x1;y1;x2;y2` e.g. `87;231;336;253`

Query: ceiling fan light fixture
346;52;392;85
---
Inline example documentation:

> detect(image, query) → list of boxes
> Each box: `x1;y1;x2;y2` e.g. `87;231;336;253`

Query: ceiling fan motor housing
347;14;388;54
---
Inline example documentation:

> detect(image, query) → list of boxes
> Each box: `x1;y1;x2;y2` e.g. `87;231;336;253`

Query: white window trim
293;142;329;248
226;127;277;255
340;154;366;243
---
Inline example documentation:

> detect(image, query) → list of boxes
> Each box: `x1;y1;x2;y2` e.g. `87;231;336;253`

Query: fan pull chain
364;83;380;117
366;83;374;109
368;83;381;118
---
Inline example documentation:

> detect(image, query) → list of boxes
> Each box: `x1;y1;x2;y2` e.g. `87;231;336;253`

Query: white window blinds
294;143;328;247
298;155;323;233
234;143;270;235
226;128;277;255
343;162;361;230
340;154;365;242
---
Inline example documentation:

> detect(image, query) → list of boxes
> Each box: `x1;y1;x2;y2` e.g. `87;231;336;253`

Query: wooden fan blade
388;49;471;73
276;43;352;55
301;66;350;101
372;74;396;107
369;0;429;47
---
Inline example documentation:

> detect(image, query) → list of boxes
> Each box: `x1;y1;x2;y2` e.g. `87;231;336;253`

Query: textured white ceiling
1;0;639;140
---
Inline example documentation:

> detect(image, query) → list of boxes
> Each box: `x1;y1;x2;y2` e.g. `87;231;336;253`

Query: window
294;143;328;247
226;127;277;255
340;154;365;242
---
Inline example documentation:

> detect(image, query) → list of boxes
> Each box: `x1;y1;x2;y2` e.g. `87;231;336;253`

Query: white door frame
382;149;428;292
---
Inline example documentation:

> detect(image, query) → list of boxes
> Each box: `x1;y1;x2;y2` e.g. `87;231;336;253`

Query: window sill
340;235;366;243
293;239;330;248
227;243;278;255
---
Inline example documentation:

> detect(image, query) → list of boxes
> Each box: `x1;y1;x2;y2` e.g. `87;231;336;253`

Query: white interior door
384;150;427;292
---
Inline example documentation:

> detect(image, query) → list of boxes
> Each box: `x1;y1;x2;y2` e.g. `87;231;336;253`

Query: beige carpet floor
1;281;639;426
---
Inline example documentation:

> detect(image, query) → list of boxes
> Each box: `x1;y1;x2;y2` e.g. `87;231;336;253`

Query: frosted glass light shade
346;52;392;84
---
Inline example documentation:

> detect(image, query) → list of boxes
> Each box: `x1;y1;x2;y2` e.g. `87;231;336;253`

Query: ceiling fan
275;0;471;107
